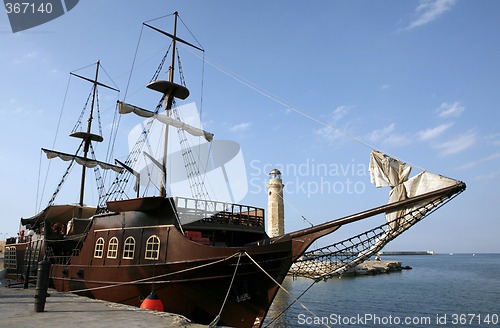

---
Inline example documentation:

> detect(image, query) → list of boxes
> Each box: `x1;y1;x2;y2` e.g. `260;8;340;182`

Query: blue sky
1;1;499;253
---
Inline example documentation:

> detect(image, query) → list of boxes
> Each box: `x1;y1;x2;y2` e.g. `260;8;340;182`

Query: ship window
4;247;10;268
94;237;105;258
123;237;135;259
107;237;119;259
4;247;8;266
9;246;17;269
5;246;17;269
145;235;160;260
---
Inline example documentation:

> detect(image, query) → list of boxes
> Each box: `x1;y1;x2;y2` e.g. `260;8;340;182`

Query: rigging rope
291;188;464;280
271;189;314;227
177;14;204;51
243;251;331;328
181;46;426;172
37;74;73;211
172;104;211;200
150;44;172;83
123;24;144;100
143;13;174;25
71;86;92;133
97;62;120;92
89;143;106;203
46;141;84;208
95;88;103;137
99;96;164;208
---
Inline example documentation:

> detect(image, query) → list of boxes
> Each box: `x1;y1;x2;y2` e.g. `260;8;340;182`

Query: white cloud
475;168;500;181
417;123;453;141
13;51;39;64
366;123;412;147
434;130;476;155
366;123;396;142
383;134;413;147
486;133;500;146
406;0;457;30
458;153;500;170
229;122;251;133
314;106;351;142
437;102;464;118
330;105;349;122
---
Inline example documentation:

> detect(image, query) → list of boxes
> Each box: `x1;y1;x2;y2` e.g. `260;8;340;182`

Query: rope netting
290;188;464;280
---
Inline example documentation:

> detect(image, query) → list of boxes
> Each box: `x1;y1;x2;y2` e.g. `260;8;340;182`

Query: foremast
77;61;103;206
42;61;121;213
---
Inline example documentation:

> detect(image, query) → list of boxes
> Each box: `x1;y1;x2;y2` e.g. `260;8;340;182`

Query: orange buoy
140;291;164;311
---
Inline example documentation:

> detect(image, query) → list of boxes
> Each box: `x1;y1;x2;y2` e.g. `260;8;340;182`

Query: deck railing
174;197;264;227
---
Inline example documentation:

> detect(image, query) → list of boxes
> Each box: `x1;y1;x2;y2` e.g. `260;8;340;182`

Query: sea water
264;254;500;327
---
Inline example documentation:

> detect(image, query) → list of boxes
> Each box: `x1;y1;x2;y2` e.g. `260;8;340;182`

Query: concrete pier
0;278;205;328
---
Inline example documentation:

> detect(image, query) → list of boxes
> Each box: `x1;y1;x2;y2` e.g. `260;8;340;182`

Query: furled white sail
369;150;459;232
369;150;411;188
117;101;214;142
404;170;458;197
355;151;461;263
42;149;123;173
369;150;411;229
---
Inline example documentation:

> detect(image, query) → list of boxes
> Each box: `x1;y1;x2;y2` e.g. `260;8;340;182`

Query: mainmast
142;11;204;198
160;11;179;197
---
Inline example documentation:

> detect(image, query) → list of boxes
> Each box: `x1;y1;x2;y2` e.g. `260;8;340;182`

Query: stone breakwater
289;260;411;277
344;260;412;276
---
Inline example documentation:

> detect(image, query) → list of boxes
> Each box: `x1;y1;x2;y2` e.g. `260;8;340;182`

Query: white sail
404;170;458;197
117;101;214;142
42;149;123;173
369;150;460;233
369;150;411;229
369;150;411;188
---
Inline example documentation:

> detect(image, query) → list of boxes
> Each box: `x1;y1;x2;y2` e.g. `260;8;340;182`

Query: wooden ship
4;12;466;328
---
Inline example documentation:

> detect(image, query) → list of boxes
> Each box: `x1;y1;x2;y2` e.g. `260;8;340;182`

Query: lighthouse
267;169;285;237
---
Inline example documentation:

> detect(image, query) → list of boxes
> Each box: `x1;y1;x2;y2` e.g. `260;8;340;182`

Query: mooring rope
67;251;241;294
243;251;331;328
209;251;242;328
264;279;318;328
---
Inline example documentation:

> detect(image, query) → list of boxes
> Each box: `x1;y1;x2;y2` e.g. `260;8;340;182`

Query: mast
41;61;120;213
159;12;179;197
138;12;204;198
78;61;100;206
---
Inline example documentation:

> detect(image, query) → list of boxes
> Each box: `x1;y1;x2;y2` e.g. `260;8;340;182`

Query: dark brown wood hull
48;227;300;328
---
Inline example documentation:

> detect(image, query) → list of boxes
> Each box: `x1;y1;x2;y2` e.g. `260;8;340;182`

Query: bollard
34;258;51;312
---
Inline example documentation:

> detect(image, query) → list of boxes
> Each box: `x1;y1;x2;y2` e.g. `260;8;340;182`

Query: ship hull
49;228;295;328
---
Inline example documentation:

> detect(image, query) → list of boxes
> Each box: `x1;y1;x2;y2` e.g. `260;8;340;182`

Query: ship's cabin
175;197;268;246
